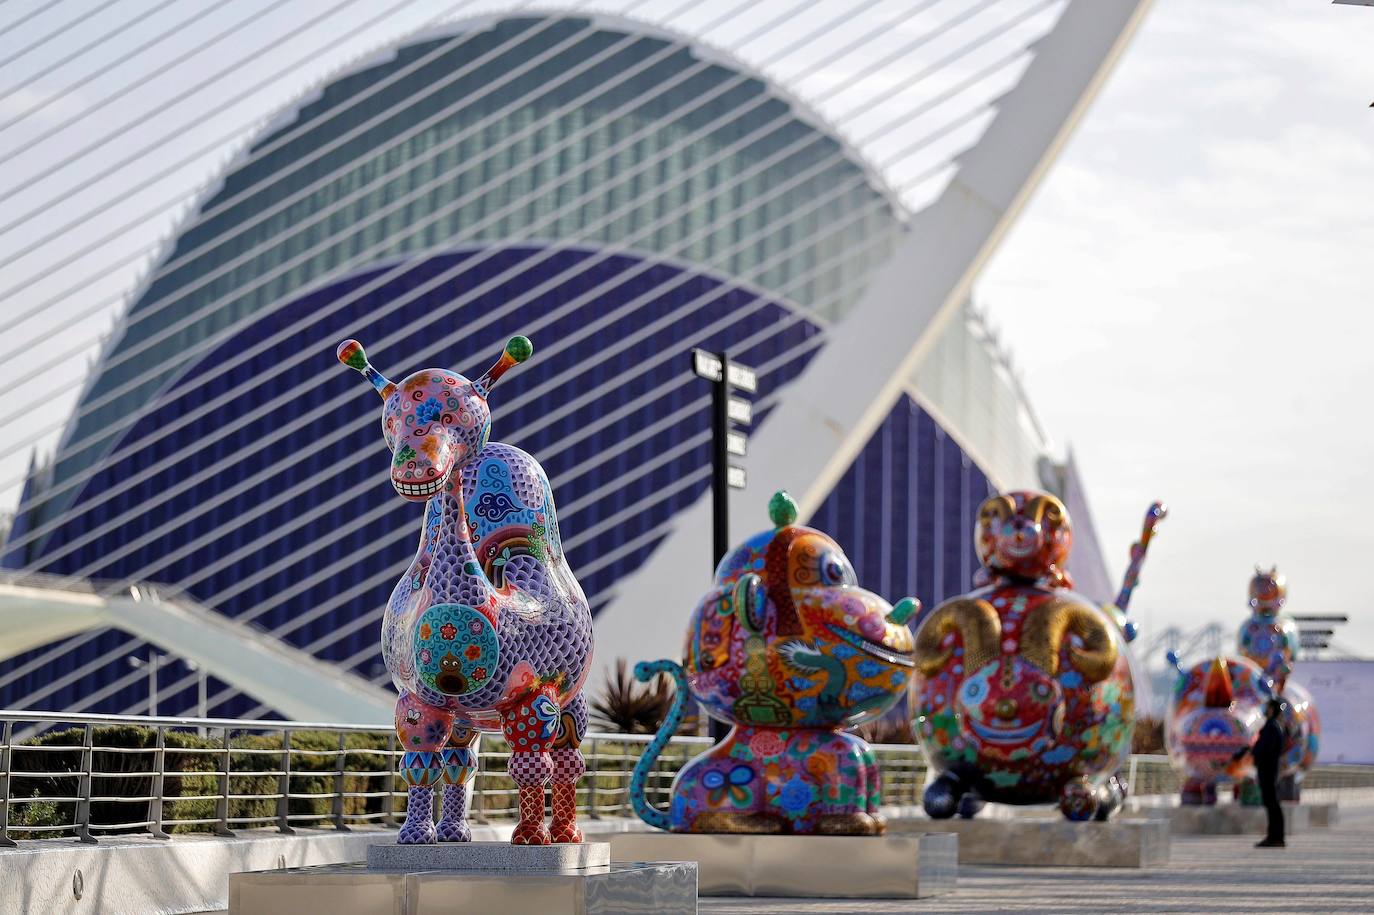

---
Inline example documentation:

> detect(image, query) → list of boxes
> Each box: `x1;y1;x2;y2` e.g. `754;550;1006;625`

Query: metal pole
711;350;731;569
586;736;600;820
149;726;169;840
75;723;96;844
197;669;207;736
214;726;235;837
708;352;732;745
148;656;158;717
381;733;396;828
331;731;349;831
276;729;294;834
0;720;16;847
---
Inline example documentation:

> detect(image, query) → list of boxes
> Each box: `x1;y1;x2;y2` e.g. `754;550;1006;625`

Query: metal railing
3;710;1372;846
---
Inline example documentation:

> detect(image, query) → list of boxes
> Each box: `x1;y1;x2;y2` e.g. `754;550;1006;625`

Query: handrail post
381;733;396;828
75;723;97;844
276;729;294;835
149;726;169;840
586;737;599;820
214;726;235;837
0;720;16;847
331;731;350;831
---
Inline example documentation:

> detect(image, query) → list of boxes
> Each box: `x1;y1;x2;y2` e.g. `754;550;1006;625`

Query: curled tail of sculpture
628;659;690;832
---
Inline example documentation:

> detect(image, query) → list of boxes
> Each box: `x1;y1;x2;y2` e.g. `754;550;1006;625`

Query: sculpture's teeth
395;477;446;497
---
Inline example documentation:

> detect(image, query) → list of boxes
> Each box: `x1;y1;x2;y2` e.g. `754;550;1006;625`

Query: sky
980;0;1374;655
0;0;1371;658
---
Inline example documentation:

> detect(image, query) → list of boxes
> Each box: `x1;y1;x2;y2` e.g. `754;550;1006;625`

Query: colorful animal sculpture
629;491;919;835
338;335;593;846
1238;566;1300;689
911;492;1155;821
1164;655;1269;805
1235;567;1320;802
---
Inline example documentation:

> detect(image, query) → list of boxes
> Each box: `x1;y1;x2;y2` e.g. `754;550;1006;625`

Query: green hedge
7;726;394;838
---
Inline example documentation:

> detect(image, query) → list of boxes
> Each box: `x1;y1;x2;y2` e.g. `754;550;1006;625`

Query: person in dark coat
1234;698;1286;847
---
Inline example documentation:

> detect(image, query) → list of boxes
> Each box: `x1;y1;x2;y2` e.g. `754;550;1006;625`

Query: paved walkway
702;806;1374;914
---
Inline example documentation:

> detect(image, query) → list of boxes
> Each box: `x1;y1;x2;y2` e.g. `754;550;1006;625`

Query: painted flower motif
464;644;482;661
469;620;484;635
439;623;457;640
419;623;432;640
419;649;431;664
748;730;785;759
416;396;443;424
777;776;814;815
472;666;487;680
424;720;448;744
805;753;836;779
532;695;561;740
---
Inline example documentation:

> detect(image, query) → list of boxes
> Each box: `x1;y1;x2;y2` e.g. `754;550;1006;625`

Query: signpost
691;348;757;569
1292;614;1349;657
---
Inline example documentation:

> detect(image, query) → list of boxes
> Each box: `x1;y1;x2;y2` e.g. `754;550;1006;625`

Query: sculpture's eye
964;681;983;701
740;576;768;632
1032;681;1052;702
819;551;851;587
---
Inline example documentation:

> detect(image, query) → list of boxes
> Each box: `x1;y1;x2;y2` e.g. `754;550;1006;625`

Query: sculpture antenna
475;335;533;396
1112;501;1167;619
335;339;395;398
768;490;798;528
1203;657;1234;708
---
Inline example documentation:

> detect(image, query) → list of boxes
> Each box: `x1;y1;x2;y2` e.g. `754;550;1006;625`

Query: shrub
7;725;395;838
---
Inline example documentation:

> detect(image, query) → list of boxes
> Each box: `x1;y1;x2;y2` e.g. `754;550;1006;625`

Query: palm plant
590;658;675;734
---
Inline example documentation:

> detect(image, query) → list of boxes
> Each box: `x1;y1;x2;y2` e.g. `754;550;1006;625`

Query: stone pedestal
1307;803;1339;828
888;817;1169;868
606;831;957;898
1141;802;1337;834
229;842;696;915
367;840;609;870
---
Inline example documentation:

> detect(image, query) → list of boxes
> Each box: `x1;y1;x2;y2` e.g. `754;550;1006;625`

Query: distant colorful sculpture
629;491;919;834
1238;567;1300;689
1164;655;1269;805
1236;567;1320;801
339;335;593;846
912;493;1161;821
1165;568;1321;805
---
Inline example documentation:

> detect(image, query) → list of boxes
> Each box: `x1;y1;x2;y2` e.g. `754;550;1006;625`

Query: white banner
1291;659;1374;765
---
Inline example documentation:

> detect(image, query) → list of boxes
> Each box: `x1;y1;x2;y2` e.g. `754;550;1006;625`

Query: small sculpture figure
338;336;593;846
1238;567;1300;690
911;492;1156;821
629;491;918;834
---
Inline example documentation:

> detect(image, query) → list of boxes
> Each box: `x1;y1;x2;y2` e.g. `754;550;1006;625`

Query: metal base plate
367;840;609;870
606;831;957;898
229;860;697;915
889;817;1169;867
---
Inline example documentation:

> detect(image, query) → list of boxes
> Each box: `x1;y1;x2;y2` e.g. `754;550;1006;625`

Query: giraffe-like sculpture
338;335;593;845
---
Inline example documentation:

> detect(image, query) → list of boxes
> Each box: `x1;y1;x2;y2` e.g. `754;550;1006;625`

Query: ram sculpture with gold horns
911;492;1163;821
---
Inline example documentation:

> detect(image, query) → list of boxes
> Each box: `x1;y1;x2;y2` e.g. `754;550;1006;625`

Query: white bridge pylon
0;580;392;724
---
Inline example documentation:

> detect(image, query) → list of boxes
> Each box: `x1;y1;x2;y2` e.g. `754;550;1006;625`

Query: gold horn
914;599;1001;677
1020;598;1118;682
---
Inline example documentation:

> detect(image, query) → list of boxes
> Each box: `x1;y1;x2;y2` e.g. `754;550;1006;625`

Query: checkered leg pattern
549;747;586;844
508;751;553;845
